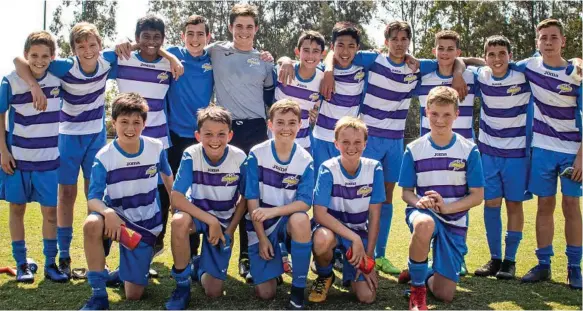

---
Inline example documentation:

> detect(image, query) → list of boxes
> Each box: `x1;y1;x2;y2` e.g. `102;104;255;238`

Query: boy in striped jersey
510;19;582;289
0;31;68;283
81;93;173;310
166;106;247;309
245;100;314;309
473;36;532;280
310;117;385;304
400;87;484;309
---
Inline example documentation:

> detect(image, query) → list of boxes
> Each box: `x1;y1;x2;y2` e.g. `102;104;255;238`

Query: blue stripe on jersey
360;104;408;120
414;157;467;173
61;86;106;105
142;124;168;139
106;164;156;185
421;106;473;117
192;171;242;187
480;121;525;138
534;96;577;120
367;125;403;139
478;82;530;97
60;106;103;123
12;135;58;149
327;209;368;225
369;62;419;83
145;98;164;112
11;86;60;105
191;196;239;212
331;184;373;200
117;65;171;85
533;119;581;142
334;73;364;84
525;68;580;97
258;166;300;191
14;110;59;126
417;83;476;96
279;84;318;100
61;71;109;85
478;143;525;158
109;188;156;210
366;83;411;102
329;92;362;108
420;127;474;139
315;114;337;130
481;102;528;118
416;185;467;198
17;158;60;171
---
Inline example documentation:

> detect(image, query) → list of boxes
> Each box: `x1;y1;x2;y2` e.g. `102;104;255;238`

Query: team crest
50;87;60;98
202;63;212;72
356;185;372;197
145;165;158;178
557;83;573;94
354;71;365;81
309;92;320;102
247;58;260;66
404;74;417;83
157;72;169;83
282;175;299;188
221;173;239;186
448;159;466;171
506;85;521;95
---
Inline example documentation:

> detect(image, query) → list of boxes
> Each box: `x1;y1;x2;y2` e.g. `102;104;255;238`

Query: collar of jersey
75;56;100;78
338;157;362;180
542;60;567;71
270;140;296;165
386;56;406;68
134;51;163;63
34;71;48;82
428;134;457;150
491;68;511;81
435;68;453;79
183;47;209;61
113;137;144;158
202;145;229;167
294;63;317;83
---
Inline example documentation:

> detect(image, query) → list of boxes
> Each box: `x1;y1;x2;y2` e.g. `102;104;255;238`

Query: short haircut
184;15;209;36
332;21;361;45
111;92;149;122
297;30;326;52
484;35;512;55
537;18;564;36
229;4;259;26
69;22;102;51
135;15;165;39
25;31;56;57
197;105;233;131
435;30;460;49
384;20;412;40
426;86;459;111
334;116;368;142
269;99;302;122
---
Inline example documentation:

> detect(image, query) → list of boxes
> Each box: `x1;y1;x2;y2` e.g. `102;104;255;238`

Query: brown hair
24;31;56;56
184;15;210;35
384;20;412;40
69;22;102;51
197;105;233;131
537;18;564;36
435;30;460;49
297;30;326;52
229;4;259;26
484;35;512;55
268;99;301;122
112;92;149;122
334;116;368;141
426;86;459;111
332;21;361;45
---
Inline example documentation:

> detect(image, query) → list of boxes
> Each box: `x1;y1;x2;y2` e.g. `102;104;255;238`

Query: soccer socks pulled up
43;239;58;266
374;203;393;259
535;245;554;268
504;231;523;262
315;262;333;278
12;240;27;267
566;245;582;268
408;258;428;287
172;264;192;288
57;226;73;260
291;240;312;288
484;206;502;260
87;270;109;298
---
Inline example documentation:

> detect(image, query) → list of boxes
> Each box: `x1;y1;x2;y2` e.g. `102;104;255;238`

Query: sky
0;0;385;75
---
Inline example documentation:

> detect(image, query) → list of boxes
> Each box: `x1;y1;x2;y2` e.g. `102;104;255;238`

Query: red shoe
409;286;428;310
283;256;293;274
398;269;411;284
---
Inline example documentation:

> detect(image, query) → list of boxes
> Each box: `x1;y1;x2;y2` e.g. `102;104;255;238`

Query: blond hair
334;116;368;141
24;31;56;56
268;99;301;122
426;86;459;111
537;18;564;36
69;22;102;51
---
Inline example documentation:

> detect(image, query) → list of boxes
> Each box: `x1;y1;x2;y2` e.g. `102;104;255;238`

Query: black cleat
58;258;72;280
521;265;551;283
474;259;501;277
496;260;516;280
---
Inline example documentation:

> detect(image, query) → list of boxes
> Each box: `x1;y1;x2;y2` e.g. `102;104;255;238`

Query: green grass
0;177;581;310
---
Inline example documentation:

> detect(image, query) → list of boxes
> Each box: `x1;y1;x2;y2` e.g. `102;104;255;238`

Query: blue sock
87;270;108;298
172;265;192;288
374;203;393;259
504;231;522;262
408;258;428;287
57;227;73;260
43;239;58;266
484;206;502;260
566;245;582;268
535;245;554;268
316;262;333;277
291;240;312;288
12;240;27;267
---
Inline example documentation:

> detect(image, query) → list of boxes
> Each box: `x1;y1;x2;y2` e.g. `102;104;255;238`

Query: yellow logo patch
247;58;260;66
356;185;372;197
506;85;521;95
202;63;212;72
404;74;417;83
282;175;299;188
557;83;573;94
157;72;169;83
448;159;466;171
309;92;320;102
221;173;239;186
50;87;60;97
354;71;365;81
145;165;158;178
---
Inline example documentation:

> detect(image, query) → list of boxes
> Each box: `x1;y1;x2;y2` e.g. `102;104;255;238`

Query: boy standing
399;86;484;309
0;31;68;283
81;93;173;310
245;99;314;309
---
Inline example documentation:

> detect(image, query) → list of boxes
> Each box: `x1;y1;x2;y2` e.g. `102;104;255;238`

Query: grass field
0;177;581;310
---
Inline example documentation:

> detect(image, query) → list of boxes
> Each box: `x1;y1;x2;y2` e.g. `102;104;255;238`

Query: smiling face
537;26;565;59
335;127;366;162
386;29;410;61
433;39;461;68
332;35;358;68
25;44;54;79
268;110;301;144
426;102;458;137
73;35;101;71
229;16;258;50
182;23;208;56
485;45;511;78
136;29;164;61
113;112;145;145
297;40;323;71
195;120;233;161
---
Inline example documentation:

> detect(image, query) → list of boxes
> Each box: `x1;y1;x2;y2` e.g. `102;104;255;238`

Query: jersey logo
356;185;372;197
282;175;299;188
145;165;158;178
354;71;365;82
202;63;212;72
157;72;169;83
557;83;573;94
404;74;417;83
247;58;260;67
309;92;320;102
221;173;239;186
224;52;234;57
506;85;521;96
50;87;60;97
448;159;465;171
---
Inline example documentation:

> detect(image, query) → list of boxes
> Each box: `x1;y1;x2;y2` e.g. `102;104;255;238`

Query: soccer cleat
308;273;335;303
375;257;401;274
409;286;428;311
495;260;516;280
239;258;250;277
105;269;122;288
460;261;468;276
80;295;109;310
245;272;254;284
16;263;34;283
165;286;191;310
521;265;551;283
44;263;68;283
287;299;305;310
283;256;293;274
190;255;201;283
58;258;72;279
474;259;501;277
398;269;411;284
567;266;582;290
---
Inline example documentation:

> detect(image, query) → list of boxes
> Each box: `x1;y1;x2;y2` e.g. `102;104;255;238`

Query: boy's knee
60;185;77;200
413;217;435;240
204;285;223;298
10;204;26;217
288;213;310;233
434;287;455;303
255;284;276;300
563;196;581;211
83;215;104;237
43;209;58;224
171;212;191;235
124;283;145;300
356;288;376;304
312;229;335;256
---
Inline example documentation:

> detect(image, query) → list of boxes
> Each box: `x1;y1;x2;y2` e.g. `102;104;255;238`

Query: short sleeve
264;62;275;89
370;162;386;204
166;46;181;58
159;149;172;176
101;50;118;65
87;159;107;201
398;147;417;188
47;58;74;78
172;151;193;194
419;59;438;75
313;165;333;208
466;146;484;188
510;58;532;73
238;161;247;196
0;78;13;113
352;51;379;70
244;152;260;200
295;162;314;207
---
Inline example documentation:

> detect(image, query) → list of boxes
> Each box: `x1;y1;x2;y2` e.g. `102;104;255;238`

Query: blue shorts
312;138;339;174
363;136;403;183
58;130;106;185
249;216;292;285
482;154;532;202
119;241;154;286
529;147;582;197
405;208;467;283
0;169;58;206
192;218;232;281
